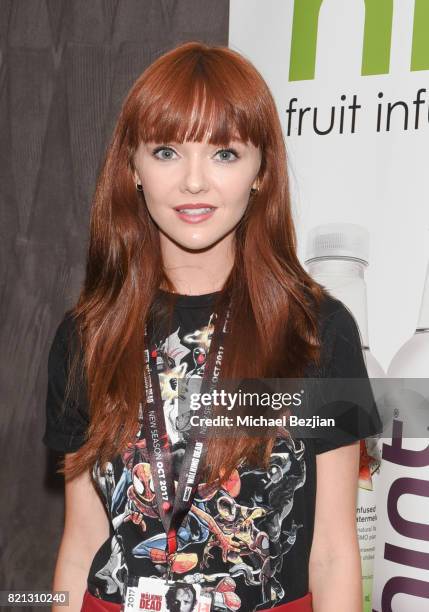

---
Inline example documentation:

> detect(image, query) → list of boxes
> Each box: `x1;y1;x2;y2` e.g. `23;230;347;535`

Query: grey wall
0;0;229;606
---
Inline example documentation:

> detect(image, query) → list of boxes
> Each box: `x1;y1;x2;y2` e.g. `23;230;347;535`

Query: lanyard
137;298;231;577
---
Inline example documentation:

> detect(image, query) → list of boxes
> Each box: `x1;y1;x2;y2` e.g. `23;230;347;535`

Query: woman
43;41;381;611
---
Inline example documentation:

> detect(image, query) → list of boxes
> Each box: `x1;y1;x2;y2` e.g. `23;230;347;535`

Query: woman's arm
309;442;362;612
52;455;110;612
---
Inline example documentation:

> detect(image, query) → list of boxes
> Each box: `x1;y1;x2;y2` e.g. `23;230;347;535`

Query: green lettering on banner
411;0;429;71
289;0;323;81
289;0;428;81
361;0;393;76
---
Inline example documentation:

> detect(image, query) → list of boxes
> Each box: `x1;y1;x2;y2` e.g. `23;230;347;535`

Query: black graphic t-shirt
43;290;382;610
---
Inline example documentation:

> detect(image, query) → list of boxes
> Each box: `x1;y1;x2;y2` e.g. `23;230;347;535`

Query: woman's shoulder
303;292;365;377
54;309;79;340
50;310;81;353
43;311;89;453
47;310;84;379
317;293;361;341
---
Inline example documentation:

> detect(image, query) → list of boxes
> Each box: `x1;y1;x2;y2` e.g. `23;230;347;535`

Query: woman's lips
174;206;216;224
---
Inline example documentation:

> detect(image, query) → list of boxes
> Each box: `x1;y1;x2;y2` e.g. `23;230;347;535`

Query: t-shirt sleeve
42;312;90;453
312;300;383;455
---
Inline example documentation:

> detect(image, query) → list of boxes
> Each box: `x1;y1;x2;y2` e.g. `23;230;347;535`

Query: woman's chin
179;239;221;252
170;232;226;252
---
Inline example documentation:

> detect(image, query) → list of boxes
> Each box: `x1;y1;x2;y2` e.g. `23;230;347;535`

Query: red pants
81;589;313;611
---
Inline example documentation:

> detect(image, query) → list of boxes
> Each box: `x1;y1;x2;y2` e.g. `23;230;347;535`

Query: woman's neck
159;232;235;295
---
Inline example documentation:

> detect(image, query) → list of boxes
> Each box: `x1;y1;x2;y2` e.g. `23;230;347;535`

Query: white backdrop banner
229;0;429;371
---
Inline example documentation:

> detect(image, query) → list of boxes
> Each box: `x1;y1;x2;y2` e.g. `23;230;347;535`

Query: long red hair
59;41;327;482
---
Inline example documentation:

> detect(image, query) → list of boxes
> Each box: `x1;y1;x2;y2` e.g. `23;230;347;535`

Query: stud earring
136;183;143;192
250;186;259;195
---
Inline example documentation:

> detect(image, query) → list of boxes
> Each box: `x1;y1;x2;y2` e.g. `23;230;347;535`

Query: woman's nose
182;156;209;193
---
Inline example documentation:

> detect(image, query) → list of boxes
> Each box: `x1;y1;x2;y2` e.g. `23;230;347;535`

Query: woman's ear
131;166;141;185
128;156;139;184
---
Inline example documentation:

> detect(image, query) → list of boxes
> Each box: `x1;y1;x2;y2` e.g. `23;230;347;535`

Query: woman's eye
152;146;177;161
215;148;239;162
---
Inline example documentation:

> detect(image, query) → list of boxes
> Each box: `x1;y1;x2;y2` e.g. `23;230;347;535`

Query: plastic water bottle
372;261;429;612
305;223;384;612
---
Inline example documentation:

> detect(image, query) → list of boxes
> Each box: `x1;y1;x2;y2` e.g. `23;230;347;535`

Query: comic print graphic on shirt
91;311;307;611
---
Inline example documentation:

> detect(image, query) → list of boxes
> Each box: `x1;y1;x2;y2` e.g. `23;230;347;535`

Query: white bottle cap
304;223;370;265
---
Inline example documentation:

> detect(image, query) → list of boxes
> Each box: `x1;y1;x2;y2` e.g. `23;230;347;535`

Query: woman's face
132;137;262;250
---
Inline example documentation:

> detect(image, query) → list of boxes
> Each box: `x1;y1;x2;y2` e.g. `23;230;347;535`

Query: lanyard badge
123;576;212;612
123;300;231;609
